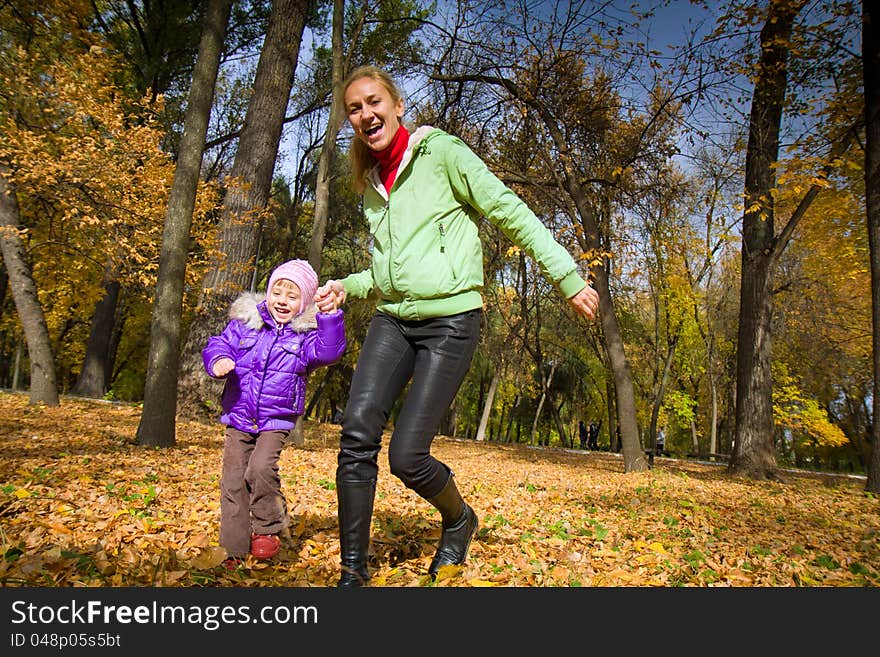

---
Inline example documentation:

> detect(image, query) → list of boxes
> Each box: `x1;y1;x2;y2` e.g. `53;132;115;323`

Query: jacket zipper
253;325;282;430
377;133;428;297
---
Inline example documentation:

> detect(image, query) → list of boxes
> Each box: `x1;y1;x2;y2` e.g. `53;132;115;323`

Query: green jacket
342;126;586;320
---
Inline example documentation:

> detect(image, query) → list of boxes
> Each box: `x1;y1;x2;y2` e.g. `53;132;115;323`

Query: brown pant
219;427;289;558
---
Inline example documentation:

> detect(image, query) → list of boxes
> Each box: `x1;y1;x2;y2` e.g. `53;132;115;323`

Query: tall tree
429;55;655;472
864;0;880;493
0;169;59;405
727;0;833;479
135;0;235;447
175;0;313;419
307;0;346;275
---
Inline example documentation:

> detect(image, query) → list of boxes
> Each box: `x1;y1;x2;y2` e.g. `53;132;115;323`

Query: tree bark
71;270;120;398
476;372;499;441
308;0;346;275
0;169;59;405
728;0;804;480
530;362;554;445
135;0;234;446
863;0;880;493
605;377;618;451
176;0;311;422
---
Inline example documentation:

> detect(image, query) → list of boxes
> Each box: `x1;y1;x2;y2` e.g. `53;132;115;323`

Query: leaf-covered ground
1;392;878;587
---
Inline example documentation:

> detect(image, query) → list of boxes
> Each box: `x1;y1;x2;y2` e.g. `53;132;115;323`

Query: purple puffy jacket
202;292;346;433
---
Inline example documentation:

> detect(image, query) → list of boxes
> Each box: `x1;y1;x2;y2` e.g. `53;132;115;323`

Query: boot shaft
427;473;466;527
336;477;376;587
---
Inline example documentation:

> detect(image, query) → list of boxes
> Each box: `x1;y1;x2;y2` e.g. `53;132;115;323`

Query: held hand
568;282;599;320
212;357;235;377
314;280;346;313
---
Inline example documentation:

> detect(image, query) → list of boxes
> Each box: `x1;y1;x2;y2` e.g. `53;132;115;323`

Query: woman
315;65;599;587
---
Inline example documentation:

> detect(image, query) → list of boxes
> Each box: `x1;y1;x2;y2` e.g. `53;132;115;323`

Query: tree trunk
304;367;332;419
0;169;59;406
136;0;235;446
605;377;618;451
505;392;519;442
448;397;459;438
530;362;554;445
71;271;120;398
729;0;803;480
475;372;499;441
308;0;346;275
549;394;569;447
285;0;347;450
864;0;880;493
709;365;718;458
649;332;679;451
12;341;22;390
535;103;647;471
593;265;648;470
176;0;311;422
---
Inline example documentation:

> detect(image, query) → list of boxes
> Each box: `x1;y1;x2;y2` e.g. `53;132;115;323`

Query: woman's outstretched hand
568;281;599;320
315;280;347;313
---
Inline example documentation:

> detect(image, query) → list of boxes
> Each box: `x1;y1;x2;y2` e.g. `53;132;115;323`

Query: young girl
203;259;346;567
314;66;599;586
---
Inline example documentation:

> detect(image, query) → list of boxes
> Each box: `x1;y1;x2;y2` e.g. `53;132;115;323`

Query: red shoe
250;533;280;560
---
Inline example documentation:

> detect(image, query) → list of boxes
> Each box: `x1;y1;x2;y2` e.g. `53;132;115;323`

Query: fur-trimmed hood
228;292;319;332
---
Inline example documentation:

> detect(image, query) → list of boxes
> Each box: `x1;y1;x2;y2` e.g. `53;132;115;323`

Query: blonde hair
270;278;300;292
343;65;404;194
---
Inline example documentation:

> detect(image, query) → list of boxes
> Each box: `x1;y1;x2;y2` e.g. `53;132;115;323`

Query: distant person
615;426;622;452
579;420;588;450
656;428;666;456
202;260;346;569
588;421;601;450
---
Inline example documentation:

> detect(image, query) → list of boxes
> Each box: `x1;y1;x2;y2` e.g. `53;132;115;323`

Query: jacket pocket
238;336;258;349
366;204;388;237
234;335;259;371
280;341;308;375
438;222;458;282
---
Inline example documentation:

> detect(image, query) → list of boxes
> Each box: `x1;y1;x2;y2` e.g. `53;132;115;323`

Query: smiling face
267;279;302;324
344;74;405;152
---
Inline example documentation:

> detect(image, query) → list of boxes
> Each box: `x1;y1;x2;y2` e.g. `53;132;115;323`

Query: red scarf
373;125;409;193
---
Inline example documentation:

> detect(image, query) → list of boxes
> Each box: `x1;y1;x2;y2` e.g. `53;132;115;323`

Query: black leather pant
337;309;481;499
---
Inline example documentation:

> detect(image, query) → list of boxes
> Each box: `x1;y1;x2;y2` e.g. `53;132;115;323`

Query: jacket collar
367;125;437;201
229;291;319;332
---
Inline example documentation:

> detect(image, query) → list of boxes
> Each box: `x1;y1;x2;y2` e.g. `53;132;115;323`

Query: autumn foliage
1;393;877;587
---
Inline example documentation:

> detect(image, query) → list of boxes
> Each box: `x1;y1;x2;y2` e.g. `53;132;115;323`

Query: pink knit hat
266;259;318;316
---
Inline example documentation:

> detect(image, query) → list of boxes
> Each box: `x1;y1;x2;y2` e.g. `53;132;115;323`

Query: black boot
336;478;375;588
427;474;479;578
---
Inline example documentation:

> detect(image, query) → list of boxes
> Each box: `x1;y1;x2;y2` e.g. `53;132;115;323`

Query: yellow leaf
435;564;463;581
14;488;30;499
468;579;497;587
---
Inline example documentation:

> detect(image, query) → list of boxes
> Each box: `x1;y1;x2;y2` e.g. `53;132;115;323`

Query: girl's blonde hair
343;65;404;194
